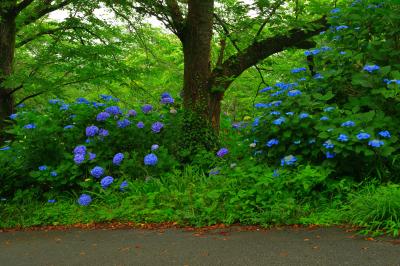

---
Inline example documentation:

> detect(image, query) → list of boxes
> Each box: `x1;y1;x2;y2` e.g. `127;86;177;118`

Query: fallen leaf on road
279;251;289;257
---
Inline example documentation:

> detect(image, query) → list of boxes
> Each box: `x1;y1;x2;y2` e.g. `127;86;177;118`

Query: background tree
109;0;330;137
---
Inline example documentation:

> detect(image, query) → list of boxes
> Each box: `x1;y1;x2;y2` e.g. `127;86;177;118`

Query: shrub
244;0;400;180
0;93;180;197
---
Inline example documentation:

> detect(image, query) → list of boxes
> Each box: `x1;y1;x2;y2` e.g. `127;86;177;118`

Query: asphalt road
0;226;399;266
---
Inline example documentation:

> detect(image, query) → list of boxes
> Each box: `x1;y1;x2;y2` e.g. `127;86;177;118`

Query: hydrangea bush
0;93;180;198
245;0;400;180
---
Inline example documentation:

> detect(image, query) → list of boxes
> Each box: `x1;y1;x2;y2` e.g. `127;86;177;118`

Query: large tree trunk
0;7;17;137
182;0;217;128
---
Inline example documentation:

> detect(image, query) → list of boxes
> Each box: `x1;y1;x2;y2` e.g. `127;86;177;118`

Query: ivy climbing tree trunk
0;5;17;136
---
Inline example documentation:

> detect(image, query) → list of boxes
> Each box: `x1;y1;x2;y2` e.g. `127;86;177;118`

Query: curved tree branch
210;16;328;91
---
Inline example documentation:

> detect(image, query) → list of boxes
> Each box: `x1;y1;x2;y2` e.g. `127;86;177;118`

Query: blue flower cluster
90;166;104;179
216;148;229;157
142;104;153;114
281;155;297;166
86;126;99;137
151;122;164;133
78;194;92;206
100;176;114;189
144;153;158;166
105;106;122;115
96;112;110;121
113;153;124;165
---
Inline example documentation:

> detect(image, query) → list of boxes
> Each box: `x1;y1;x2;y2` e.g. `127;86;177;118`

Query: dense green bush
246;0;400;180
0;93;184;196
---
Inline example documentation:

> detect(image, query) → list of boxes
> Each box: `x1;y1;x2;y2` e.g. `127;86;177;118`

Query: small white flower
249;143;257;148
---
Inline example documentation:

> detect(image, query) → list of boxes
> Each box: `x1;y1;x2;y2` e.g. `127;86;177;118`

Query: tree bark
182;0;217;129
0;5;17;135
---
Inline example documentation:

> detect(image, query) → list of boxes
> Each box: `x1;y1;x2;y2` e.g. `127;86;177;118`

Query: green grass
1;167;399;237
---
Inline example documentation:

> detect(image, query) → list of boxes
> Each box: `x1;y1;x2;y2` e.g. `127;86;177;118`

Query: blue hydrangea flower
286;112;294;116
266;139;279;147
151;144;159;151
323;140;334;149
291;67;307;73
74;154;85;164
9;113;17;120
50;171;58;177
60;104;69;111
105;106;122;115
86;125;99;137
151;122;164;133
304;49;320;56
0;146;11;151
341;121;355;127
273;117;285;125
368;140;384;148
216;148;229;157
320;116;329;121
273;169;279;177
38;165;47;171
356;132;370;140
321;46;332;51
340;51;346;55
49;99;60;104
92;102;106;108
324;107;335;112
120;180;128;191
335;25;348;31
378;130;391;138
96;112;111;121
89;152;96;161
209;169;220;175
64;125;74;130
142;104;153;114
299;113;309;119
100;176;114;189
161;96;174;104
281;155;297;166
363;64;380;73
47;199;56;203
137;121;145;128
73;145;86;155
128;110;137;117
117;119;131;128
260;86;273;92
270;111;281;116
90;166;104;179
288;90;302;97
271;101;282;107
76;98;90;104
24;123;36;129
337;134;349;142
331;8;340;13
99;129;109;137
16;103;25;108
113;153;124;165
100;94;114;101
77;194;92;206
384;79;400;85
144;153;158;166
253;117;260;127
313;73;323;79
326;151;336;159
255;103;270;108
